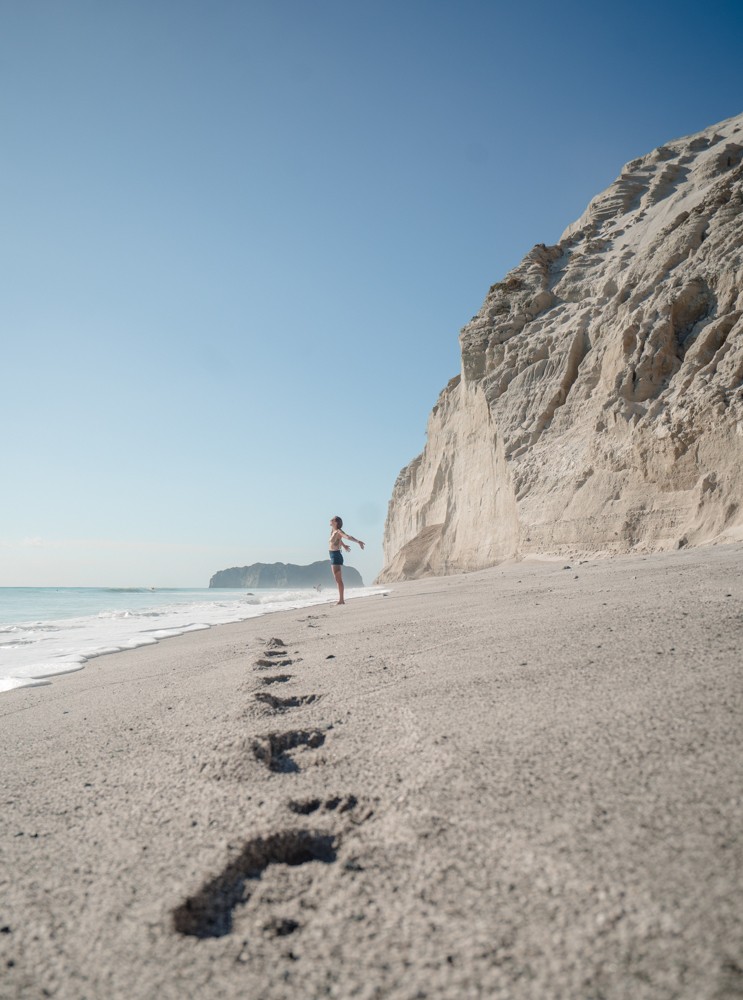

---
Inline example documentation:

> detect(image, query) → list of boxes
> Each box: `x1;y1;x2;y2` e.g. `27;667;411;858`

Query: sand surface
1;545;742;1000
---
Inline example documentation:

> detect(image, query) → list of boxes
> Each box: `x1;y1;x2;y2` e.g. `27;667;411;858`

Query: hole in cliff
720;143;743;171
671;278;716;357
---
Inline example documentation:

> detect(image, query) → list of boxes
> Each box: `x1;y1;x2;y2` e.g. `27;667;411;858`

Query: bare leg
332;565;345;604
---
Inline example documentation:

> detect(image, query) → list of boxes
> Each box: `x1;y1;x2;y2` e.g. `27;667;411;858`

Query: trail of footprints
173;635;368;942
249;639;325;774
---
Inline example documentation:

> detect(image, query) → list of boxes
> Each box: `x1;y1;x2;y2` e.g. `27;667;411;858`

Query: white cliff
378;113;743;581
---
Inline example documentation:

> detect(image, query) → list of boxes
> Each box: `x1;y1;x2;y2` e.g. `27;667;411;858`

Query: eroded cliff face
379;113;743;581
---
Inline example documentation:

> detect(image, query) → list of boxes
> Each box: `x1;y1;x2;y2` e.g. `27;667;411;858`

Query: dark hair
333;515;343;529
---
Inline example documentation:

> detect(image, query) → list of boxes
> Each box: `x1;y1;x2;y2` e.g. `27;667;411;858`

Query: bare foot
335;601;345;605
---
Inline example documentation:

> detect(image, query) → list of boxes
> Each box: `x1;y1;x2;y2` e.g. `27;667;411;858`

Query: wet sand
1;544;742;999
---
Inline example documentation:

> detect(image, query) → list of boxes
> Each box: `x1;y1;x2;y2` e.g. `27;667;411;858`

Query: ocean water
0;585;387;694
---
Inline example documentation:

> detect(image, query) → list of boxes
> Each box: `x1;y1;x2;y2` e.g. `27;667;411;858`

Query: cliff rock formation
210;561;363;589
379;113;743;581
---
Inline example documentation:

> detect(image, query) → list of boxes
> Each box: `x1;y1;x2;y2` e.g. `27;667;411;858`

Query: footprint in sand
254;692;319;712
297;615;327;628
259;674;293;685
178;640;370;948
254;637;296;670
254;656;295;669
252;729;326;773
172;829;338;939
287;794;358;816
172;805;369;940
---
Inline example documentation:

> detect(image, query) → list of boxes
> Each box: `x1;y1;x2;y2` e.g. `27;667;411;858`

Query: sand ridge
1;544;742;999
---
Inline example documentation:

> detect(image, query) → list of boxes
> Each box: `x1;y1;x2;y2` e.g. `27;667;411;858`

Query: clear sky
2;0;742;587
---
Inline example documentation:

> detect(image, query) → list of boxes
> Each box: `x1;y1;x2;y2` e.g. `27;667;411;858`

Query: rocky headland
378;113;743;581
210;561;364;589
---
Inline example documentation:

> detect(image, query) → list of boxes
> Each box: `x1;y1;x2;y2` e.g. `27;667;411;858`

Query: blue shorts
329;550;344;566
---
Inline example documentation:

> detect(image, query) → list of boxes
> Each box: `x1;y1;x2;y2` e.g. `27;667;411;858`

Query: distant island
209;561;364;589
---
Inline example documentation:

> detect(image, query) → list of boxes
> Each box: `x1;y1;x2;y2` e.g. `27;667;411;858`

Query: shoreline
2;543;742;999
0;585;387;694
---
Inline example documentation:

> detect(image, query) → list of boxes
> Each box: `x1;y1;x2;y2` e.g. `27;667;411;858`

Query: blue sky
2;0;742;587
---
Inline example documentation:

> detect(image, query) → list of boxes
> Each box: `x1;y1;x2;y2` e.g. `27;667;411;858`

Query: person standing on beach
329;516;365;605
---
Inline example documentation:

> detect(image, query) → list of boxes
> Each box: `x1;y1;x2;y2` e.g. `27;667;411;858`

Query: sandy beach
1;544;742;1000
